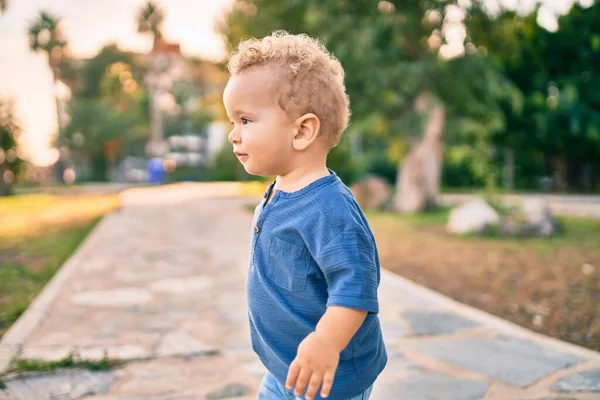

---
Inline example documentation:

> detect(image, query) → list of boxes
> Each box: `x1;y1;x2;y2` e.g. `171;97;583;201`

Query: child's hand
285;332;339;399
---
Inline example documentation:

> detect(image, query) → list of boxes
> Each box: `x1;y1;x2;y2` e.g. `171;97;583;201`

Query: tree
64;60;147;181
76;44;138;98
137;1;168;158
220;0;516;208
468;1;600;191
27;11;69;181
137;1;165;48
27;11;68;129
0;100;25;195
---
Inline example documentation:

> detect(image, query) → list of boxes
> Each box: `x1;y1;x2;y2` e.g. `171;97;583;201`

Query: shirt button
254;226;260;233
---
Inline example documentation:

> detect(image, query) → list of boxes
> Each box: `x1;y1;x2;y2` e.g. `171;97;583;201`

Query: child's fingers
320;371;335;398
293;368;312;397
304;372;323;400
285;361;301;390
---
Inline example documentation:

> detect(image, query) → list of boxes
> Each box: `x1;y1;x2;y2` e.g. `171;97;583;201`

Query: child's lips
234;152;249;161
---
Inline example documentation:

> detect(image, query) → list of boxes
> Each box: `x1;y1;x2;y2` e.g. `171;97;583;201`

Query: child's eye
241;117;251;125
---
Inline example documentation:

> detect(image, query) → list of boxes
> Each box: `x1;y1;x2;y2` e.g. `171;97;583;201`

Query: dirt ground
368;211;600;352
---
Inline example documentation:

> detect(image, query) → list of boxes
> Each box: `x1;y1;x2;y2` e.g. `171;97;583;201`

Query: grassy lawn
368;208;600;351
0;194;118;338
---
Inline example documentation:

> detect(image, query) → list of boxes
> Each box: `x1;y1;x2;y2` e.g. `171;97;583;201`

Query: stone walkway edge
0;215;113;374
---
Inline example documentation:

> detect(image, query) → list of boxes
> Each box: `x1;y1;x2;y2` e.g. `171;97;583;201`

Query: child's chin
242;165;263;177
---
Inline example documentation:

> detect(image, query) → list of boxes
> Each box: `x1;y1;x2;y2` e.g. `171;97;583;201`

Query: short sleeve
315;229;380;314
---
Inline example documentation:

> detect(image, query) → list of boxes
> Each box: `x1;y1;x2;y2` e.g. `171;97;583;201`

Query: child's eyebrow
224;110;243;122
232;109;255;117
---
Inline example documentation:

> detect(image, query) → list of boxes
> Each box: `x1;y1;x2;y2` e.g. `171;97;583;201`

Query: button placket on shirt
251;188;278;264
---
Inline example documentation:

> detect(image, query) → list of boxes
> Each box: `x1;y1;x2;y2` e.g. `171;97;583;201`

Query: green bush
364;152;397;184
327;137;363;185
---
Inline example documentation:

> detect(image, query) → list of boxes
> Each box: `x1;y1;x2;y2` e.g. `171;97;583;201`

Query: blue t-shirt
247;170;387;400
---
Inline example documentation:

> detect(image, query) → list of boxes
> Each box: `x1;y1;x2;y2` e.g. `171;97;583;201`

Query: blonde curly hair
227;31;350;148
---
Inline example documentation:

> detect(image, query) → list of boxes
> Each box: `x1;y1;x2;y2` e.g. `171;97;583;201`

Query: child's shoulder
311;179;368;229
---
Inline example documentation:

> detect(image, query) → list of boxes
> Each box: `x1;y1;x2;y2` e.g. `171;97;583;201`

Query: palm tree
27;11;68;125
27;11;68;180
0;99;24;195
137;1;167;157
137;1;164;49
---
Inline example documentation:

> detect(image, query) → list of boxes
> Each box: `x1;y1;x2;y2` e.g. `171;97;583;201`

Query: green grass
0;193;118;387
9;351;118;374
0;351;122;388
370;207;600;250
0;351;124;390
372;206;451;225
0;218;103;337
0;194;56;216
0;193;118;339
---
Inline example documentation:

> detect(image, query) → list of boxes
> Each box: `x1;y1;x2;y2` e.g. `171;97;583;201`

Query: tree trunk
552;155;568;192
0;166;12;196
145;46;166;158
503;148;514;191
393;92;446;212
52;68;66;183
103;139;121;182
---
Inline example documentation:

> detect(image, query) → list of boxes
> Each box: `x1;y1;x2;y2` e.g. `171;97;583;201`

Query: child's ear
292;113;321;151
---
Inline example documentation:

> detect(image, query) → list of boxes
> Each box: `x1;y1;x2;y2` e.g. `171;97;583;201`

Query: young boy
223;31;387;400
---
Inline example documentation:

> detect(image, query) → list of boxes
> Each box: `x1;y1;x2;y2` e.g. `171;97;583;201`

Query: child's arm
285;306;367;400
315;306;368;352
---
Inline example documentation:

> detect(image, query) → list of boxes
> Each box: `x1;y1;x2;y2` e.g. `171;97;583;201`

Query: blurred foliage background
0;0;598;196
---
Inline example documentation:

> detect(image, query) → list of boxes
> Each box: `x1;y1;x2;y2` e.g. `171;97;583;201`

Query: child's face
223;65;297;177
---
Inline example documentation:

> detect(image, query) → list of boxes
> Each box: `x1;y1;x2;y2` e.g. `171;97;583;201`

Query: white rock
447;198;499;235
520;198;556;236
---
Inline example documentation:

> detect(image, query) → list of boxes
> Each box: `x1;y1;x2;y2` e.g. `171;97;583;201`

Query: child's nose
228;128;241;144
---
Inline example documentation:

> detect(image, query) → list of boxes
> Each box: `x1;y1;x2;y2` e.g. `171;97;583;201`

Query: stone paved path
1;183;599;400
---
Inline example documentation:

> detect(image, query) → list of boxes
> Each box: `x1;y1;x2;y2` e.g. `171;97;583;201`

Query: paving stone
384;349;424;372
404;311;480;336
19;346;73;362
218;303;247;326
106;353;260;397
206;383;252;399
378;279;439;310
81;396;195;400
525;397;576;400
243;360;267;377
381;322;409;340
155;331;216;357
139;248;208;270
20;345;149;362
78;345;150;361
552;369;600;392
3;369;114;400
71;288;152;307
36;331;73;346
148;276;211;294
408;335;585;387
372;372;489;400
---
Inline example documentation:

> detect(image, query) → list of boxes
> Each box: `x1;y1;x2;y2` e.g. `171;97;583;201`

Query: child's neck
274;161;330;194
